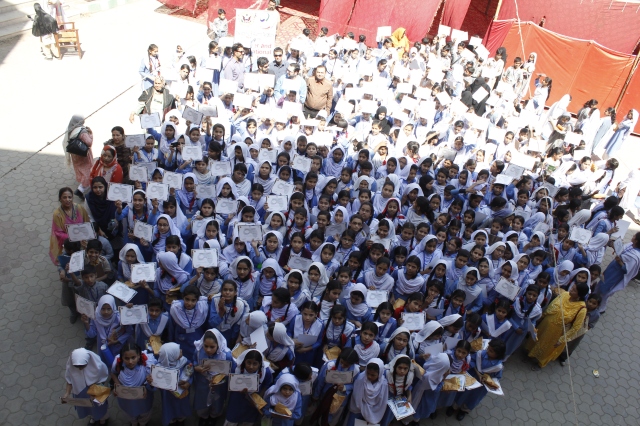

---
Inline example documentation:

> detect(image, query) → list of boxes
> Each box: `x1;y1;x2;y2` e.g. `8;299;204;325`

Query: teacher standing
303;65;332;119
63;114;94;200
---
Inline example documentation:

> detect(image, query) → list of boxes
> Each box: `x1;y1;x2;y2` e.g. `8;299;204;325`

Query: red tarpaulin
617;64;640;134
318;0;441;44
482;19;512;54
497;0;640;54
441;0;473;30
487;21;636;117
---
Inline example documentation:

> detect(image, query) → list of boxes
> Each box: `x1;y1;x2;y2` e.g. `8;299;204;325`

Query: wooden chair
54;22;83;59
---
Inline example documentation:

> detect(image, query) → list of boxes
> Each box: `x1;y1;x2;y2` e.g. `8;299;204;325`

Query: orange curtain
617;65;640;133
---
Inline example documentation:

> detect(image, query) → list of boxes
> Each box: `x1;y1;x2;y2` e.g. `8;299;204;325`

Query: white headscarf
254;160;276;193
264;373;300;410
385;354;415;395
567;209;591;228
421;352;449;390
343;283;369;317
156;251;190;292
413;321;444;343
331;205;350;225
193;328;229;355
456;267;481;305
65;348;109;394
438;313;462;327
302;262;330;299
352;358;388;423
325;145;347;177
158;342;188;370
118;243;144;281
152;213;186;253
93;295;119;343
395;266;425;295
267;322;295;362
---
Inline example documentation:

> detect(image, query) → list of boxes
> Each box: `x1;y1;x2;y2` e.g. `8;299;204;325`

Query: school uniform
503;298;542;358
208;295;250;343
168;297;208;361
65;349;110;422
312;359;358;426
287;314;324;366
480;313;512;340
135;312;169;350
453;350;503;413
157;343;193;426
111;351;157;424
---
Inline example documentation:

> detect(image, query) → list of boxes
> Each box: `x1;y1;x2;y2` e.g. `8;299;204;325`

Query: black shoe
430;411;438;419
446;407;455;417
74;189;85;201
69;313;79;324
456;412;466;421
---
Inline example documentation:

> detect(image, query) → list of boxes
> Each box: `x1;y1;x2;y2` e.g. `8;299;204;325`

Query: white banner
235;9;277;64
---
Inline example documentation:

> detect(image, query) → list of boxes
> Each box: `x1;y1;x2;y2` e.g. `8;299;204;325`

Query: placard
196;184;217;200
541;181;559;198
283;101;303;116
472;86;489;102
325;222;347;238
258;74;275;91
495;277;520;300
291;154;312;173
205;56;221;70
510;151;537;171
325;370;355;384
488;127;507;142
436;91;451;106
182;146;203;162
107;281;138;303
266;195;288;212
426;69;444;84
125;134;146;148
228;374;259;392
75;294;95;319
450;29;468;42
216;199;239;215
66;223;96;242
437;25;451;37
107;183;134;203
131;262;157;283
68;250;85;274
119;304;149;325
146;182;170;201
335;99;354;115
569;227;592;245
209;160;232;177
366;290;388;308
494;174;513;186
114;384;145;400
199;104;218;118
129;165;148;182
610;219;630;240
468;36;482;46
151;365;179;391
503;164;525;179
438;147;457;161
271;179;295;197
613;238;624;256
237;224;263;243
564;132;582;146
201;359;232;374
219;78;238;94
233;93;254;109
396;82;412;95
376;26;392;40
287;256;312;272
163;171;183;190
243;73;261;92
401;312;426;331
258;149;277;164
139;113;161;129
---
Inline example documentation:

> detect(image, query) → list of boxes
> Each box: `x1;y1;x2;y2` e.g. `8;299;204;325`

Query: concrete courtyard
0;1;639;424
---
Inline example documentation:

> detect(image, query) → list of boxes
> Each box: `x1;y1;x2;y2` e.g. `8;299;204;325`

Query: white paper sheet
163;171;183;190
146;182;170;201
287;256;312;272
271;179;294;197
266;195;288;212
151;365;179;391
68;250;85;274
131;263;156;283
216;199;239;215
119;304;148;325
610;219;630;240
209;160;232;177
402;312;426;331
107;281;138;303
249;328;268;353
125;134;146;148
129;165;148;182
75;294;96;319
107;183;134;203
139;113;161;128
228;373;259;392
66;223;96;242
181;146;203;162
192;249;219;268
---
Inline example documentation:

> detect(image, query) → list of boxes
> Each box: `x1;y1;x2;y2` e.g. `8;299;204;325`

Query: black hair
338;347;359;365
86;239;102;252
360;321;379;336
488;338;507;359
81;264;96;276
221;280;238;317
182;285;200;299
466;311;482;327
116;342;143;374
148;297;163;309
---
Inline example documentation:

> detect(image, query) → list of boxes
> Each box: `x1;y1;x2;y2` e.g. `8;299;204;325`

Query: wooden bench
54;22;83;59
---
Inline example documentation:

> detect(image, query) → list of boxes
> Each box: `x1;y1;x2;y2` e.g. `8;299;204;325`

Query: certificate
271;179;294;197
201;359;231;374
494;174;513;186
610;219;630;240
296;333;318;347
133;221;154;242
151;365;179;391
191;219;207;236
258;74;275;91
287;256;312;272
196;184;217;200
182;106;204;126
325;370;355;385
238;224;263;243
250;327;269;353
205;56;221;70
140;113;161;128
266;195;288;212
228;374;259;392
569;227;592;246
119;304;149;325
66;223;96;242
258;149;277;164
503;164;525;179
68;250;85;274
422;342;443;358
209;160;231;177
146;182;170;201
192;249;219;268
142;161;158;177
107;183;134;203
299;380;312;396
131;263;157;283
366;290;388;308
451;29;468;41
335;99;354;115
75;294;96;319
182;146;203;162
243;73;260;92
114;384;145;400
129;165;148;182
199;104;218;118
125;134;146;148
325;222;346;238
614;238;624;256
488;127;506;142
216;199;238;215
376;26;392;40
233;93;253;109
472;86;489;102
495;278;520;300
61;397;93;407
219;78;238;94
401;312;425;331
163;171;183;190
107;281;138;303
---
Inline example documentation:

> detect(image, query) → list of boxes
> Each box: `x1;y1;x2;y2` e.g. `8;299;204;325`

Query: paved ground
1;1;640;425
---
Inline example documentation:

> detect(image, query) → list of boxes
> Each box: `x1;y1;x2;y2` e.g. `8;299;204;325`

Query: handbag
66;132;89;156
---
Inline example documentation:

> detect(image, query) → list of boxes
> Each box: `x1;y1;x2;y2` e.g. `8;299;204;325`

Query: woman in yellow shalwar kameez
526;283;589;368
391;28;410;56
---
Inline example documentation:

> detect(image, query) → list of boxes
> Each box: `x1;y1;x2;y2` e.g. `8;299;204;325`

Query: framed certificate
182;106;204;126
131;263;156;283
133;221;154;242
201;359;231;374
271;179;294;197
209;160;231;177
129;165;148;182
125;134;146;148
287;256;312;272
119;304;149;325
146;182;170;201
163;171;183;190
192;249;219;268
258;149;277;164
266;195;288;212
139;113;161;128
107;281;138;303
401;312;426;331
66;223;96;242
495;278;520;300
237;224;263;243
216;199;238;215
366;290;388;308
196;184;217;200
182;146;203;162
151;365;179;391
291;154;312;173
228;374;259;392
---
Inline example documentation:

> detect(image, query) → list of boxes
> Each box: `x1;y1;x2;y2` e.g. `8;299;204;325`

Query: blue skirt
193;373;227;416
73;386;109;420
117;386;154;418
413;383;442;419
160;389;192;426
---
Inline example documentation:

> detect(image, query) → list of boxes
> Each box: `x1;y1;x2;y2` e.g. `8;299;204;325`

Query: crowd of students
53;21;640;426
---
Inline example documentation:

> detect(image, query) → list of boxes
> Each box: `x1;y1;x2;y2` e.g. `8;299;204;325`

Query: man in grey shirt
269;47;287;81
222;42;246;86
